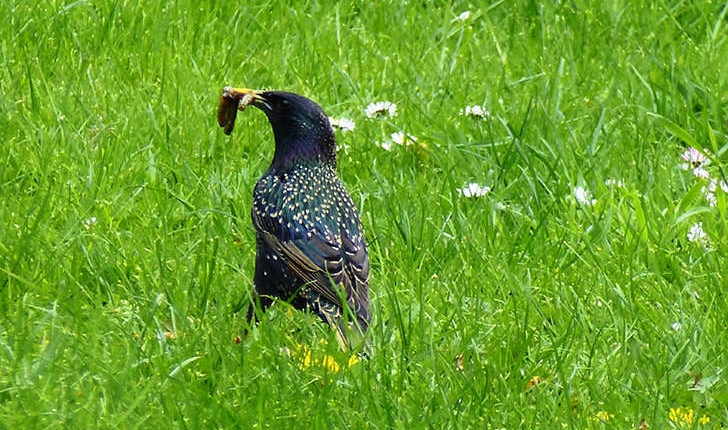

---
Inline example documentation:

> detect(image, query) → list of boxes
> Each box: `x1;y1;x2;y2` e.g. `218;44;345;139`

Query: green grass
2;0;728;428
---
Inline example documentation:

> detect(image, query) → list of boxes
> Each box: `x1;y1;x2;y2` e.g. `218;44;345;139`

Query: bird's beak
218;86;269;135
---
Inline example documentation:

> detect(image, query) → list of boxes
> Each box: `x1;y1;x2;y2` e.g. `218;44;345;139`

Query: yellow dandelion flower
698;414;710;425
669;407;694;427
347;354;361;367
525;375;543;390
300;346;313;368
321;355;340;372
291;341;363;373
593;410;611;422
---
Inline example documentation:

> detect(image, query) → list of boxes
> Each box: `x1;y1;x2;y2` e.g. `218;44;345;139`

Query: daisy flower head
329;117;355;132
457;182;491;198
377;131;417;151
687;222;708;245
456;10;471;22
573;186;596;206
680;147;712;180
390;131;416;146
459;104;490;119
84;216;97;230
691;166;710;180
365;101;397;118
704;191;717;207
702;180;717;206
681;147;707;166
604;178;624;188
378;140;393;151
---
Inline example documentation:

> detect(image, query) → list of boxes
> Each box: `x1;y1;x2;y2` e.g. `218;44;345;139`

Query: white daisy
365;101;398;118
329;117;355;132
456;11;471;21
459;104;490;119
84;216;97;229
720;180;728;194
390;131;416;146
457;182;491;198
573;186;596;206
687;222;708;244
604;178;624;188
692;166;710;180
704;191;717;206
681;147;706;165
702;180;718;206
377;131;417;150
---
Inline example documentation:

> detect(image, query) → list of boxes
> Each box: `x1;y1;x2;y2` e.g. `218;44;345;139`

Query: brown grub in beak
218;87;260;135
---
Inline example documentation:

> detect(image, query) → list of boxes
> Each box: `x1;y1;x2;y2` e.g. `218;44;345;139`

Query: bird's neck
270;135;337;171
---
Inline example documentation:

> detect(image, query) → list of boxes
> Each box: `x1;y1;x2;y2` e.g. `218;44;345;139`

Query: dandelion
347;354;361;367
329;117;355;132
573;186;596;206
321;355;340;372
698;414;710;425
288;342;359;372
687;222;708;244
365;101;397;118
457;182;491;198
460;104;490;119
593;411;611;422
525;375;543;390
669;406;695;427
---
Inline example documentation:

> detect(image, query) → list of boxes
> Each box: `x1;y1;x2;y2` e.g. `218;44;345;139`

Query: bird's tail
327;314;371;358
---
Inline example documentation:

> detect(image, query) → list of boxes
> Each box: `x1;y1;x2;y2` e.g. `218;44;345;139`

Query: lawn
1;0;728;428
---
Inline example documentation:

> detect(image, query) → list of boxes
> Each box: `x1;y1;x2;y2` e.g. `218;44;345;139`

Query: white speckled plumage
229;90;370;347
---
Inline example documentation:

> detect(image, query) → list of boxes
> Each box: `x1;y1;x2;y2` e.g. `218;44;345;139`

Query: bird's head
219;87;337;168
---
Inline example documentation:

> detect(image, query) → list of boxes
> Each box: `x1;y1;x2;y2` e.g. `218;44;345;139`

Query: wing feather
252;209;348;308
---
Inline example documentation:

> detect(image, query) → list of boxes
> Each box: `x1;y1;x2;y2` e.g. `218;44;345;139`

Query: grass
1;0;728;428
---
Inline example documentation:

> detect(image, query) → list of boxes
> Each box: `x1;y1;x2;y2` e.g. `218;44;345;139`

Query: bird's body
218;88;370;347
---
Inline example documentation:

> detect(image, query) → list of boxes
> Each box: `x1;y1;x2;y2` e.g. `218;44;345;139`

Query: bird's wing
252;209;348;309
340;230;370;326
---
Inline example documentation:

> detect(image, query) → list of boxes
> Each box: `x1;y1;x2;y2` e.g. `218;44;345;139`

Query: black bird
218;87;370;349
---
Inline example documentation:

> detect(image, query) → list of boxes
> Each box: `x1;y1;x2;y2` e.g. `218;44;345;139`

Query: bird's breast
253;164;351;243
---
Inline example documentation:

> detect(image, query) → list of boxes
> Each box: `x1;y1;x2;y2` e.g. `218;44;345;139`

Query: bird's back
252;160;370;332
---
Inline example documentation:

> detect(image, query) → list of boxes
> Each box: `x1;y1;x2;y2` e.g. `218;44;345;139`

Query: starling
218;86;370;349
